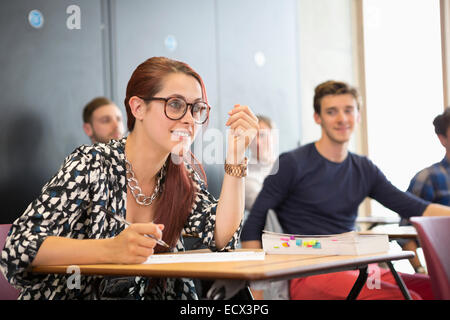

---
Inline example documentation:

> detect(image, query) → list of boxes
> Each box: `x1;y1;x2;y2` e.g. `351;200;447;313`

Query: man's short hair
313;80;360;114
433;107;450;136
82;97;114;123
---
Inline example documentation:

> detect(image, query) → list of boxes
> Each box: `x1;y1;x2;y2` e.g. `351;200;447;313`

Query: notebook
262;230;389;255
143;250;266;264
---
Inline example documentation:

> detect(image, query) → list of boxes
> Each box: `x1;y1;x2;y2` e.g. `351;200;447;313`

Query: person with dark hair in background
82;97;125;144
408;107;450;205
1;57;259;299
241;80;450;300
404;107;450;273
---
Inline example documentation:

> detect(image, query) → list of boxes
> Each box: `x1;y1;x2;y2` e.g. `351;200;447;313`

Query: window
362;0;444;217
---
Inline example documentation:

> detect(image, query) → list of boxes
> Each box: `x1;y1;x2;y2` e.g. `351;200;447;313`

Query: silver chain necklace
125;157;166;206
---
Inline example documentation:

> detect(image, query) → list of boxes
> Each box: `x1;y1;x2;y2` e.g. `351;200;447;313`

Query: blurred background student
405;107;450;273
244;115;287;299
245;115;277;212
408;107;450;205
82;97;125;144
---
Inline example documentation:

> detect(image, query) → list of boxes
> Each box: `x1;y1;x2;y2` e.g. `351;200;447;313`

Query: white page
143;251;265;264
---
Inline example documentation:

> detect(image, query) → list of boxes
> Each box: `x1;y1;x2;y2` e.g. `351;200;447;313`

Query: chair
0;224;20;300
410;217;450;300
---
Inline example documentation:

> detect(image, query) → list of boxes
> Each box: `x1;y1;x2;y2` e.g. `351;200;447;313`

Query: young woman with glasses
1;56;259;299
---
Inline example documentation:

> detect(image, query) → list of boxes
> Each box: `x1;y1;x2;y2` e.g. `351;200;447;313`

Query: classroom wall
0;0;107;223
0;0;301;223
297;0;355;147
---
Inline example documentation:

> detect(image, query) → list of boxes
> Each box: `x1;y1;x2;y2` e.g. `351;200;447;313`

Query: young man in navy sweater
241;80;450;300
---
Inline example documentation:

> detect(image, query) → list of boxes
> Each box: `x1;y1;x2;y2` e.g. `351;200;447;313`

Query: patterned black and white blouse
0;137;241;300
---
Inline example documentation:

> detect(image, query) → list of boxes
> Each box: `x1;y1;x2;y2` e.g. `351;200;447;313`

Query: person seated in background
404;107;450;273
244;115;288;299
1;56;258;299
408;107;450;205
82;96;125;144
241;80;450;300
245;115;277;212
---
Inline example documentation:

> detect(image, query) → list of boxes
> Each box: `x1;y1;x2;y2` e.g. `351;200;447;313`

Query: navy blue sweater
241;143;430;240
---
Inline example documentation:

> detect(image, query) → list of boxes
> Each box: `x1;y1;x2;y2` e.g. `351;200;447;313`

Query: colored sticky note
280;237;290;241
282;242;289;247
313;242;322;249
290;236;295;240
296;239;302;246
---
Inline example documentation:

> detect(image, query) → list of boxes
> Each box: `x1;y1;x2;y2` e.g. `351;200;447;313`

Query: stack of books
262;230;389;255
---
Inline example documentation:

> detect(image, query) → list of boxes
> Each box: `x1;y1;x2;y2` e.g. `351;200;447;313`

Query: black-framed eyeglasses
140;96;210;124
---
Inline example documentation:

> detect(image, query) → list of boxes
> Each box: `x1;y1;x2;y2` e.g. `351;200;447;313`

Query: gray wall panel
0;0;105;222
216;0;301;153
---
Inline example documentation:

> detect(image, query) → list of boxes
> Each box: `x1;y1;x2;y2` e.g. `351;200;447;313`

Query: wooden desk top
32;250;414;282
359;227;418;240
356;216;400;224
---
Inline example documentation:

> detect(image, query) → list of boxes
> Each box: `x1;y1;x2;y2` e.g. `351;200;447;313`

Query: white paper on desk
143;251;265;264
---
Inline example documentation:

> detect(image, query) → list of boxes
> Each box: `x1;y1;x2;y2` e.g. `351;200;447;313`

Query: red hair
125;57;208;132
124;57;208;253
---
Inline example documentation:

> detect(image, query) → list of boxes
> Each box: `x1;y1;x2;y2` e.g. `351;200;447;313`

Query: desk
356;216;401;230
359;227;418;240
32;249;415;300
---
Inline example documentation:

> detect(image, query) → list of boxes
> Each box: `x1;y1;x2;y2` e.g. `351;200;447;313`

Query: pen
100;207;170;248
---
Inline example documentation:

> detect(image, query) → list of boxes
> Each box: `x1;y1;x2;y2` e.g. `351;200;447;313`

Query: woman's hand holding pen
225;104;259;164
109;223;165;264
31;222;165;266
